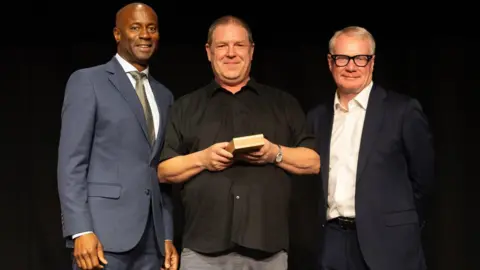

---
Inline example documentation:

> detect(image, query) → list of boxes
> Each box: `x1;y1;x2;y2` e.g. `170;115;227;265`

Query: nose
345;59;357;72
226;45;236;57
139;27;151;39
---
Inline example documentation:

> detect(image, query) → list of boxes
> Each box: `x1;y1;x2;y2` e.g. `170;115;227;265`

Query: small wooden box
225;134;265;154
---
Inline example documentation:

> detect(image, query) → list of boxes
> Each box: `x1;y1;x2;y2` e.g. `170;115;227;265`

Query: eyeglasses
329;54;373;67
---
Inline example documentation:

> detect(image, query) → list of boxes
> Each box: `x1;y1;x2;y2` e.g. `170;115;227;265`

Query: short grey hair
329;26;376;54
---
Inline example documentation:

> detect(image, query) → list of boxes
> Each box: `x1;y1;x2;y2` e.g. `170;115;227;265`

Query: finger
242;154;260;161
94;255;105;269
247;153;261;158
234;153;248;160
214;163;225;171
215;155;232;164
217;149;234;159
75;256;86;270
78;253;89;269
82;251;94;269
249;150;265;157
97;244;108;265
216;164;230;171
164;251;171;269
245;156;263;164
73;244;83;269
217;142;230;148
89;247;101;269
90;250;100;269
171;254;179;270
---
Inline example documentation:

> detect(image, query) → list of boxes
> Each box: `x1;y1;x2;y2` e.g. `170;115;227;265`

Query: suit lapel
106;58;151;146
321;94;335;201
356;84;386;182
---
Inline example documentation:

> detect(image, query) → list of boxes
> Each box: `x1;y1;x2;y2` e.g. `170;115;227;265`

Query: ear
327;54;333;71
371;55;376;71
250;43;255;60
205;43;212;62
113;27;121;43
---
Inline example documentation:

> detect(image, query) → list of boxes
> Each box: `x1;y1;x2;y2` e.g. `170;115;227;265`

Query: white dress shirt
114;53;160;137
327;81;373;220
72;54;160;239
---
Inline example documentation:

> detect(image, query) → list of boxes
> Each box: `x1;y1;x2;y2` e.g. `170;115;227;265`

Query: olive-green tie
129;71;155;145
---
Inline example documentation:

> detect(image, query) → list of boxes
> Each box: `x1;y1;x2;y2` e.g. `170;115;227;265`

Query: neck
338;92;357;108
337;80;372;108
117;52;148;71
132;63;148;72
216;77;250;94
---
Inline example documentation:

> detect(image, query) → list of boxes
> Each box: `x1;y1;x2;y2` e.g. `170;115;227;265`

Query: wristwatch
274;144;283;163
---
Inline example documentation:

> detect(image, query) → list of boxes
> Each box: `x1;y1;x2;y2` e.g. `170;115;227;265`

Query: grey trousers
180;248;288;270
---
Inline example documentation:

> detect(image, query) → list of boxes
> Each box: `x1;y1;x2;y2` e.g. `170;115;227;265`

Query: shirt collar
334;81;373;110
115;53;149;77
206;77;261;97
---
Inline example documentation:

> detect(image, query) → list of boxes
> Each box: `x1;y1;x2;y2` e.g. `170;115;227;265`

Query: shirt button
236;196;240;199
145;189;150;195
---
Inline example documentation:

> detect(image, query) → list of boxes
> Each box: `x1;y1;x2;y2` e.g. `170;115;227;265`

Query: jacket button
145;189;150;195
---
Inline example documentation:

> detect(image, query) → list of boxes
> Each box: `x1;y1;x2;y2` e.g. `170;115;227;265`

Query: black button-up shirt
159;79;315;253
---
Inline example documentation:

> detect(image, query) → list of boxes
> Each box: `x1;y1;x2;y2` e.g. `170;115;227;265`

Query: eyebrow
215;40;249;44
128;22;157;26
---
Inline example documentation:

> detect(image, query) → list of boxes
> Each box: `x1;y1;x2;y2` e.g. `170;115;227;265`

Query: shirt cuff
72;231;93;239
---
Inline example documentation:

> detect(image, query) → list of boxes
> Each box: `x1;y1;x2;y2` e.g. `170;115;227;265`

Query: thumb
164;250;171;268
219;142;230;148
97;243;108;264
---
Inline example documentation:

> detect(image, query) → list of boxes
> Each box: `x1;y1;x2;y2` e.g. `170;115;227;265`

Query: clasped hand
200;138;277;171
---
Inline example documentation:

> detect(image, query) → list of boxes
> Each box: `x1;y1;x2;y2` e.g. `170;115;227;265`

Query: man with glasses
307;26;434;270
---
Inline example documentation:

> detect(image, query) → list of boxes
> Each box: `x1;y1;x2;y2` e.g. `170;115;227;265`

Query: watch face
276;154;282;162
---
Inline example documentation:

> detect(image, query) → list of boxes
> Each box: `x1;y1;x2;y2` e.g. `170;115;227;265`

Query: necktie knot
129;71;147;81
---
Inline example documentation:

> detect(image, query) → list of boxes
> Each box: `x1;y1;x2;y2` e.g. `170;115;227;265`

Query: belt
328;217;356;230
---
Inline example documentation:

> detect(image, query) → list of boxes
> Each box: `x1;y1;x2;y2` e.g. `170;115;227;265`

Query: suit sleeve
401;98;435;223
285;94;316;149
160;183;174;240
158;93;175;240
57;70;96;238
306;106;319;136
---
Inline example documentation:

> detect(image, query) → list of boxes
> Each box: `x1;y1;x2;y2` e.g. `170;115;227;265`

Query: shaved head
113;2;159;71
115;2;156;29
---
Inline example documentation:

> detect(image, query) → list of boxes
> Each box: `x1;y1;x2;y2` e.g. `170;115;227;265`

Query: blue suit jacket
57;57;174;254
307;84;434;270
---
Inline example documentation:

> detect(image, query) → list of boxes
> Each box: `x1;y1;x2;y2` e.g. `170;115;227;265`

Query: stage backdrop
14;4;476;269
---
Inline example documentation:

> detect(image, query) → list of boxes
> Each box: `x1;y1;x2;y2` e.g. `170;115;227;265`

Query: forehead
333;34;371;55
123;8;157;25
212;23;249;43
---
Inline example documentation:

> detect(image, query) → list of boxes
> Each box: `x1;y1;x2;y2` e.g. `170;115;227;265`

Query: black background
10;1;476;269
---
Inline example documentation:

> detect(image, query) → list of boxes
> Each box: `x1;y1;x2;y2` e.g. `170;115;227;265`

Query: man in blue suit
307;26;434;270
57;3;178;269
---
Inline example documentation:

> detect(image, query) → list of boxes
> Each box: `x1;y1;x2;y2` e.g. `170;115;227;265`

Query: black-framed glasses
329;54;373;67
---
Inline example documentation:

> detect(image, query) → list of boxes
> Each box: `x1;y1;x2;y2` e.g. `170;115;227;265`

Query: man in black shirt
157;15;320;269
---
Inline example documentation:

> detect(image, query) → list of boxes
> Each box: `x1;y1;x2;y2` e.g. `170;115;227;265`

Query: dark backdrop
11;2;476;269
